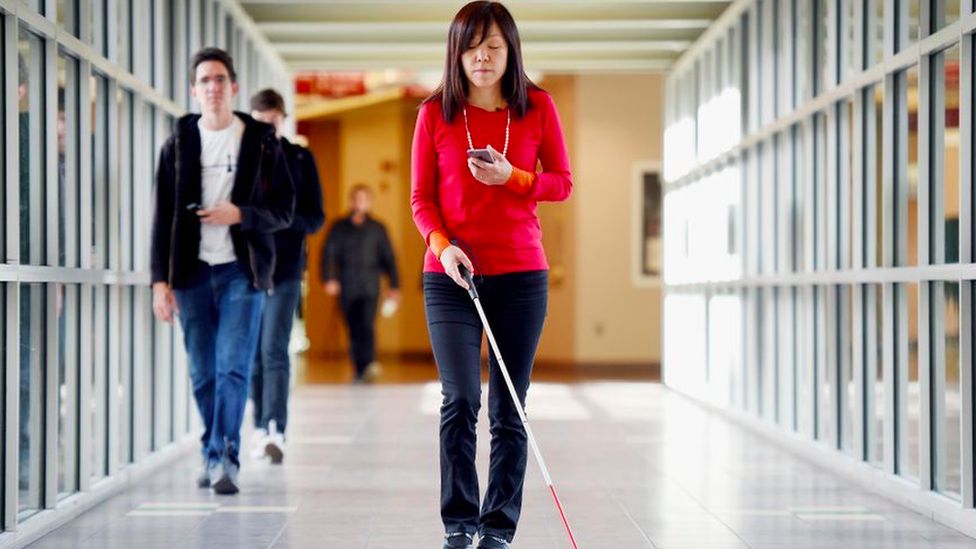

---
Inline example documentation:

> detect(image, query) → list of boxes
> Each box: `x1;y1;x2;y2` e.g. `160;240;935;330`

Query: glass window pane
841;285;855;455
932;0;961;32
905;0;921;49
896;66;919;267
92;0;108;56
91;75;109;270
934;46;960;265
817;0;830;93
934;281;961;497
19;30;47;267
871;85;884;267
19;283;45;518
57;284;78;496
90;285;108;481
21;0;44;15
845;0;858;78
898;282;920;480
868;283;885;466
871;0;885;66
57;0;79;37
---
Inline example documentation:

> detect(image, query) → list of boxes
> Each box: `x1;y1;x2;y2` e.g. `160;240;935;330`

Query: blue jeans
423;270;548;542
251;279;301;434
174;262;265;466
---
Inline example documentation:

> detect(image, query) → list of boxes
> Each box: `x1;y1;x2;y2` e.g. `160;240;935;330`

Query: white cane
458;265;579;549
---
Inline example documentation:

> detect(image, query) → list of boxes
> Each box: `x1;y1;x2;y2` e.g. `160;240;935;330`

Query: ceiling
238;1;733;75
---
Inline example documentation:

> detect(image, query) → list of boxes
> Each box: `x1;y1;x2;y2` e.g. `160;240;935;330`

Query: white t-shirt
197;117;245;265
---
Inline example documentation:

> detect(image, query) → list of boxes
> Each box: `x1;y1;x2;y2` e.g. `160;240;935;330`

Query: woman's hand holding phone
467;144;512;186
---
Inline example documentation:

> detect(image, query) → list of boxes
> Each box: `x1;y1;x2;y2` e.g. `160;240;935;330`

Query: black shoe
443;532;474;549
477;535;510;549
211;458;240;495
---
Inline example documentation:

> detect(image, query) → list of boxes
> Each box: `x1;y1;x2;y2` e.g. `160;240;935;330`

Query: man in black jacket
150;48;294;495
322;185;400;383
248;89;325;464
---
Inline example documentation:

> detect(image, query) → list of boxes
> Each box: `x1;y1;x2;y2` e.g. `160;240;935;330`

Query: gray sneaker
443;532;474;549
196;457;213;489
476;535;510;549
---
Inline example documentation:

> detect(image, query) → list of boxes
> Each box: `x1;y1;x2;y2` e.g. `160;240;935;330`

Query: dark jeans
251;279;301;434
341;295;378;377
423;270;548;543
174;262;265;466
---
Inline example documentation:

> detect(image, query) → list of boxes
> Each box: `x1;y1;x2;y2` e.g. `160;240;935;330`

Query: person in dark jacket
248;88;325;463
150;48;294;495
321;185;400;383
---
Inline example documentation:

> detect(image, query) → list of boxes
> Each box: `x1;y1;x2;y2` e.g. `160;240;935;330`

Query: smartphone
467;148;494;164
185;202;203;212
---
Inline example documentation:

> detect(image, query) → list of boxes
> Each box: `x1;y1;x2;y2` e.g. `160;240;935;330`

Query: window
634;165;662;284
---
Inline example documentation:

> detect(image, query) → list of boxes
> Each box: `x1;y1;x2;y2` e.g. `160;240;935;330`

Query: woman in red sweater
411;3;572;548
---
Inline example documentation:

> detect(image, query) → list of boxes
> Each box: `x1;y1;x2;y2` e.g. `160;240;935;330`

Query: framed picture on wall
632;161;662;287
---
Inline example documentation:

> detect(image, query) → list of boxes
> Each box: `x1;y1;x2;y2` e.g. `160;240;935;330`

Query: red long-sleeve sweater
410;88;573;275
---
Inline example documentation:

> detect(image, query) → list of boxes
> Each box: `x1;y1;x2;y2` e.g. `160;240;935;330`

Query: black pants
342;295;378;377
423;270;548;543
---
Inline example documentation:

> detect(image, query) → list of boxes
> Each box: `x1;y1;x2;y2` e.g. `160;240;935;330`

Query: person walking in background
321;185;400;383
410;2;573;547
150;48;294;495
248;89;325;464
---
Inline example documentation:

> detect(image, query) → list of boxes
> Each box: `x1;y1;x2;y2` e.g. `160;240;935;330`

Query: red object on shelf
295;73;367;98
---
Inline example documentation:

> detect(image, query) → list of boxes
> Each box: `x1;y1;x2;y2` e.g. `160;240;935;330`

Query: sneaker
196;457;212;489
443;532;474;549
264;420;285;465
477;535;510;549
363;361;383;382
250;428;269;460
211;458;240;496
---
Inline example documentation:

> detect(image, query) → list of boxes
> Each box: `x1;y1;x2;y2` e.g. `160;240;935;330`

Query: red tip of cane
549;485;579;549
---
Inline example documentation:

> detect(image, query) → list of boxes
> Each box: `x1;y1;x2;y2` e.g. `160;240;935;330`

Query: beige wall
302;97;430;359
569;74;664;364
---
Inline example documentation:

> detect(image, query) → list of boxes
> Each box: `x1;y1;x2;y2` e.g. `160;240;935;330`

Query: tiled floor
25;381;976;548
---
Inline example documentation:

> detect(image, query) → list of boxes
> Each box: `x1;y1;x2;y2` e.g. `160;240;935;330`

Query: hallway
24;381;976;549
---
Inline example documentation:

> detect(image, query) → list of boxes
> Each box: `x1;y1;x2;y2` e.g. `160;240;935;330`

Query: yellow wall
568;74;664;364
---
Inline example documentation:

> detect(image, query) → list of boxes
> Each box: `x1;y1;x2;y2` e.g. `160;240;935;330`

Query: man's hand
199;201;242;225
152;282;179;323
324;280;341;296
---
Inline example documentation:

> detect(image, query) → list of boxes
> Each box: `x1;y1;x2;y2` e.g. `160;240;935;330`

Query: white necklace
462;105;510;157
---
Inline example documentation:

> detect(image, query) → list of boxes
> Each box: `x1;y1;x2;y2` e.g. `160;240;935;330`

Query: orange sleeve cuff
428;230;451;259
504;167;536;195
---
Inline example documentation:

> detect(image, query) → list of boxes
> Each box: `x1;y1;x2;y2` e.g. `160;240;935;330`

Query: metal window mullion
43;283;58;508
3;285;19;530
959;26;975;509
63;285;77;494
119;288;132;465
106;285;120;476
77;283;92;489
865;283;880;461
932;280;949;492
764;289;777;421
920;281;934;489
960;278;974;505
130;99;150;461
895;282;910;476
